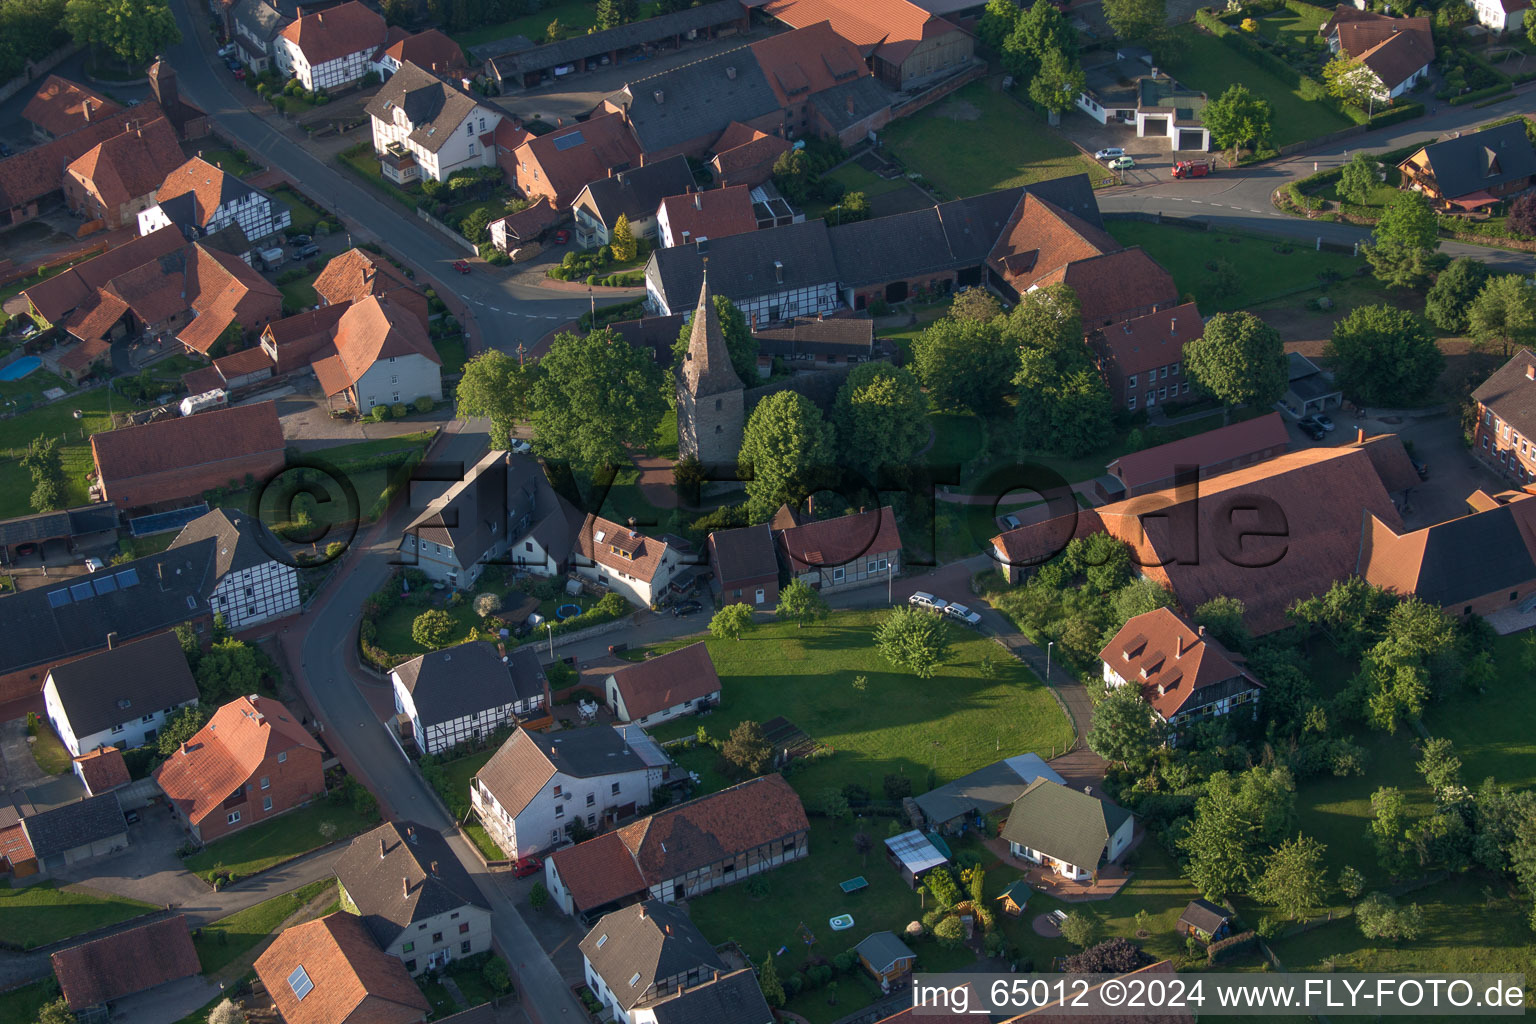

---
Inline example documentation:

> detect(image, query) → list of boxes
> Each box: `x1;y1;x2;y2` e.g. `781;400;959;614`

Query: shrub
390;402;408;419
413;395;434;413
883;773;914;801
529;881;549;910
412;608;456;649
1207;930;1258;965
371;404;392;421
475;593;502;617
482;956;513;995
932;915;965;947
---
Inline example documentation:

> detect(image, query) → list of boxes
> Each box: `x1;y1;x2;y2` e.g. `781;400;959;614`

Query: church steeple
682;270;742;398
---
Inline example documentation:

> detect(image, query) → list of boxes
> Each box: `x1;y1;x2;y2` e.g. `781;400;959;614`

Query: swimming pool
0;356;42;382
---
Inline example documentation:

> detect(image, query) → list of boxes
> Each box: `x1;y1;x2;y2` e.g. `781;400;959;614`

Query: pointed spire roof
682;271;742;397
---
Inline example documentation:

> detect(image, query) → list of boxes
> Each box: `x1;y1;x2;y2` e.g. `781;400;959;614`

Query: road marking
1189;200;1204;204
1208;203;1225;208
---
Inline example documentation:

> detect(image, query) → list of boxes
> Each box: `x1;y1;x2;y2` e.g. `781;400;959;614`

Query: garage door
1177;129;1204;151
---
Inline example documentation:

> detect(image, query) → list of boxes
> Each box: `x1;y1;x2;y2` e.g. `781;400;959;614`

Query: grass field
200;147;262;177
0;880;156;950
1427;635;1536;790
0;981;54;1023
182;802;380;883
436;335;468;375
642;610;1074;797
883;80;1105;200
1164;27;1350;149
270;185;323;234
1104;220;1365;313
193;878;335;975
279;271;320;313
1252;5;1331;48
371;584;605;659
29;722;71;775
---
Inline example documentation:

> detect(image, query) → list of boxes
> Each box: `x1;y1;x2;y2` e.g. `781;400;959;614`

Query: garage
1176;128;1208;152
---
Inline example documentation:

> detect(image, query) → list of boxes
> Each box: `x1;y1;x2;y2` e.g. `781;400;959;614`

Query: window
461;940;472;954
586;793;594;806
587;813;596;825
555;803;565;818
405;960;416;973
1159;388;1167;400
278;751;287;763
551;829;560;842
433;932;443;943
466;123;473;136
755;588;765;604
391;375;398;384
111;724;124;734
1127;374;1137;388
227;811;241;825
263;796;273;811
1127;396;1137;410
553;785;561;796
459;922;470;934
611;782;620;795
715;398;722;410
403;941;414;953
478;117;485;132
260;777;270;790
867;558;887;572
451;913;459;920
1171;362;1180;375
141;713;154;723
832;567;845;581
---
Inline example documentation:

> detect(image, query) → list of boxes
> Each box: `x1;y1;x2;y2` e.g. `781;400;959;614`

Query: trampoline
0;356;41;381
556;603;584;620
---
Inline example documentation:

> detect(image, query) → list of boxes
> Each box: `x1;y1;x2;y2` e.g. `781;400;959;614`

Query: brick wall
191;742;325;842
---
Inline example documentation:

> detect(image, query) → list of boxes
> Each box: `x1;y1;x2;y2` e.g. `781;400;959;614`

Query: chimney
1197;625;1205;636
430;860;439;877
106;631;118;650
180;741;189;755
638;904;647;918
846;95;854;116
773;259;784;284
402;876;409;897
1527;363;1535;380
1170;317;1176;334
654;89;665;104
83;100;92;122
380;838;387;858
608;166;614;178
694;192;702;210
1356;426;1365;444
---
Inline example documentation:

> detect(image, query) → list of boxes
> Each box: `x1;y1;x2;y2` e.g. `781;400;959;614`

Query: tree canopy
1323;304;1443;407
1201;84;1274;158
1363;191;1441;289
775;578;830;628
1178;767;1296;899
65;0;180;66
738;391;837;519
1027;48;1087;117
1336;154;1381;206
1184;311;1287;415
529;328;667;471
455;349;536;449
874;605;954;678
1086;682;1163;772
910;314;1016;413
1102;0;1164;42
1424;258;1490;333
1468;274;1536;356
1252;833;1329;920
832;363;929;477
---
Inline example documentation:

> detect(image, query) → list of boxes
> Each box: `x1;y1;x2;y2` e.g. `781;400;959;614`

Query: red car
512;855;543;878
552;229;570;245
451;260;472;274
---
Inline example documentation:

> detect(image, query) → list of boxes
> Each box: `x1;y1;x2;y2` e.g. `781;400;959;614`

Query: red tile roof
760;0;959;65
64;293;131;344
1092;302;1202;377
776;505;901;572
490;195;560;244
262;304;349;373
0;821;34;868
988;192;1120;290
1106;412;1290;492
385;28;467;74
313;248;427;326
608;642;721;720
74;746;131;795
660;185;757;245
65;117;184;213
52;916;200;1011
0;102;165;212
1099;607;1261;720
1032;246;1178;326
991;507;1101;569
154;694;323;829
513;112;642;208
22;76;122;138
312;295;440;398
153;157;245;228
24;224;184;325
278;0;386;66
254;912;430;1024
91;401;286;507
215;346;276;379
575;514;673;584
175;245;283;355
748;21;873;104
550;830;648;912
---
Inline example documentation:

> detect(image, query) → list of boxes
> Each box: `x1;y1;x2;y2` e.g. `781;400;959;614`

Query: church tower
676;271;744;467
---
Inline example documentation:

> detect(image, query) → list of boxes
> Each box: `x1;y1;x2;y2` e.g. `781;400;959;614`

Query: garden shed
883;829;948;888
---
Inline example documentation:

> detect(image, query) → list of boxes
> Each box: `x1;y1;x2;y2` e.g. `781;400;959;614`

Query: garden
192;878;337;976
181;783;381;885
0;880;157;951
545;241;648;287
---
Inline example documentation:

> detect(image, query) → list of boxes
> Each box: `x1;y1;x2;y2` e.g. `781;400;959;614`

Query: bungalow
853;931;916;988
138;156;292;249
571;156;695;249
366;62;502;185
275;0;388;92
1098;412;1291;502
1398;121;1536;214
574;514;682;607
1320;7;1434;101
774;504;901;594
1471;348;1536;484
603;642;721;726
657;185;759;248
473;725;670;858
390;640;549;756
154;695;326;843
42;631;198;758
22;77;121;142
1076;52;1210;152
707;523;780;606
168;508;299;630
311;295;443;413
579;901;728;1024
544;774;809;920
1100;607;1264;744
52;916;200;1013
253;913;431;1024
62;117;185;229
1282;352;1343;419
1001;778;1134;881
1177;899;1234;944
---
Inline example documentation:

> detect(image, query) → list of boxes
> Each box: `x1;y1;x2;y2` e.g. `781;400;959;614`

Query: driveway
0;718;50;794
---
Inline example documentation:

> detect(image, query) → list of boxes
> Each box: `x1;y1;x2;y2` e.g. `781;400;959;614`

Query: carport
0;503;118;565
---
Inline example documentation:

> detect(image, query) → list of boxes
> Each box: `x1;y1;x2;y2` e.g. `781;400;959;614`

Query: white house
570;156;694;249
274;0;386;93
231;0;290;73
1000;779;1134;881
1468;0;1529;33
42;632;199;758
168;508;299;630
365;61;501;185
1322;10;1435;101
138;156;291;249
573;514;681;608
603;642;721;727
390;641;548;756
312;295;442;413
1075;53;1210;152
472;725;670;858
579;902;732;1024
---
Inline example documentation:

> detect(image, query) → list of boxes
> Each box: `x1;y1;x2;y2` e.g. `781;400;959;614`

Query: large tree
1363;191;1441;290
21;433;65;514
1467;273;1536;356
529;328;667;471
1086;682;1163;771
1179;767;1296;899
194;639;266;704
1102;0;1164;42
455;349;537;449
910;314;1016;413
1252;834;1329;920
1336;153;1381;207
1424;257;1490;333
977;0;1020;51
157;705;212;757
874;605;954;679
671;294;757;383
1014;0;1077;65
1028;48;1087;121
721;720;772;777
1183;312;1287;421
1322;52;1381;112
65;0;180;66
1324;304;1443;407
832;363;928;477
775;578;830;628
1201;84;1273;159
738;390;837;519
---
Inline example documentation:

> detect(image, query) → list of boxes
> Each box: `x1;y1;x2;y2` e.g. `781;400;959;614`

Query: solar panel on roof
553;130;585;150
70;582;94;601
47;589;71;608
93;575;117;595
117;568;139;587
288;965;313;1001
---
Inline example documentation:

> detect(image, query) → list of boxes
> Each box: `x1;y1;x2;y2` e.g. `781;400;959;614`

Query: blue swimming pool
0;356;42;382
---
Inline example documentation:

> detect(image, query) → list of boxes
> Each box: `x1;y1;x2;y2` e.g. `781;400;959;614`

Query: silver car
944;602;982;627
908;591;946;611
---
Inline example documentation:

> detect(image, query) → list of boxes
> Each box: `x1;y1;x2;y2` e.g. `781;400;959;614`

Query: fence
416;207;479;256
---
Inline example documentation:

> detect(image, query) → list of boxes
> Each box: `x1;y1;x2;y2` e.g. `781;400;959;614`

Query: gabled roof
254;912;431;1024
1407;120;1536;203
987;191;1121;291
1472;347;1536;441
476;725;654;819
51;915;199;1011
607;642;721;720
515;112;642;205
233;0;290;42
22;76;122;138
24;224;185;324
153;156;261;229
23;791;126;859
575;513;673;584
991;507;1101;568
154;695;322;826
579;901;725;1011
169;507;291;580
334;821;489;948
760;0;960;66
853;931;914;973
0;102;165;211
174;243;283;355
1105;412;1290;492
1030;246;1178;326
490;195;560;244
66;118;184;212
1179;898;1231;934
1000;778;1133;871
45;631;197;738
404;449;509;557
1090;302;1202;377
912;754;1066;824
74;746;131;795
1332;13;1434;88
642;967;775;1024
650;219;836;310
660;185;758;245
314;249;425;324
710;126;793;182
91;400;285;493
709;523;779;584
313;295;441;398
384;28;467;74
775;505;901;571
365;62;484;155
577;154;695;228
605;47;779;154
391;640;547;727
278;0;386;65
747;21;873;104
1359;495;1536;607
1099;607;1262;720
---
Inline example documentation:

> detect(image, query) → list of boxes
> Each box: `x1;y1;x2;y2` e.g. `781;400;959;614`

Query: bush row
1448;83;1512;107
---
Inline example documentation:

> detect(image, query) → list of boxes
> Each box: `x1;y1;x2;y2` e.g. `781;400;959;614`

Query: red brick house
506;112;641;211
89;400;286;511
1471;347;1536;484
708;523;780;606
1099;412;1291;501
709;123;793;189
62;117;185;229
154;694;325;843
1089;302;1202;412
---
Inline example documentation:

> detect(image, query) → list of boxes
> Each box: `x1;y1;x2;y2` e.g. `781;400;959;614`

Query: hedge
1364;100;1425;129
1208;930;1259;965
1448;84;1513;107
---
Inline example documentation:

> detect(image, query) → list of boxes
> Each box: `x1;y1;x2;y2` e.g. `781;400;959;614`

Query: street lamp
1045;641;1054;683
546;622;555;659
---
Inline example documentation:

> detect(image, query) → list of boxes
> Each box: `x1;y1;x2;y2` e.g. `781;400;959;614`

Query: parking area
1056;109;1211;186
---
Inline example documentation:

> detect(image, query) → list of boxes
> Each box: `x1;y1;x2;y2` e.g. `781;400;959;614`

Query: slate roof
254;912;431;1024
643;967;775;1024
335;821;489;949
681;276;742;396
366;61;483;155
404;449;510;558
23;792;125;859
476;725;653;819
607;642;721;720
392;640;547;728
1099;607;1263;720
169;507;291;580
649;219;836;312
46;631;197;738
233;0;290;43
606;45;781;153
854;931;914;972
1105;412;1289;492
709;523;779;585
91;401;285;500
483;0;744;71
22;76;121;138
1000;779;1133;871
1473;348;1536;440
51;915;199;1011
578;155;695;229
1359;496;1536;607
579;901;725;1011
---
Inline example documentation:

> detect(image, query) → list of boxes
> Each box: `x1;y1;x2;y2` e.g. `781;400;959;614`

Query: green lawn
803;163;912;221
279;271;320;313
0;981;55;1023
182;801;381;883
436;335;468;375
1163;26;1350;149
0;384;115;452
924;412;984;471
193;879;335;975
447;953;512;1006
0;880;157;950
29;722;71;775
883;80;1105;200
1427;635;1536;790
270;185;324;234
1252;5;1331;48
1104;220;1365;314
200;147;262;177
337;145;420;210
643;609;1074;797
464;818;506;861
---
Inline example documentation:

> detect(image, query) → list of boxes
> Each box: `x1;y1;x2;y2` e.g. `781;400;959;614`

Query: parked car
1094;147;1126;161
1314;413;1336;432
287;234;312;246
83;557;103;573
944;603;983;627
1297;416;1327;441
512;856;542;877
231;66;246;80
552;229;570;245
291;243;320;260
1172;160;1213;179
999;513;1021;530
1410;456;1430;480
15;543;36;557
217;43;237;58
908;591;946;611
452;259;472;274
673;600;703;617
1108;156;1136;170
608;643;628;655
509;438;532;454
